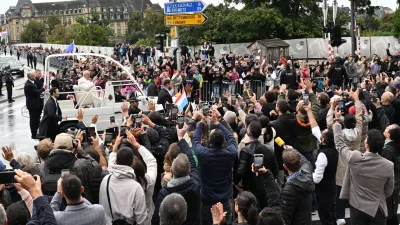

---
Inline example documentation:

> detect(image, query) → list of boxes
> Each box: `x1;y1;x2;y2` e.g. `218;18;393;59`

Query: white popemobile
42;53;151;132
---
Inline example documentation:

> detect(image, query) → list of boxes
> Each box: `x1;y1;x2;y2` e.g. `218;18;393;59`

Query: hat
348;105;365;115
54;133;73;150
394;82;400;89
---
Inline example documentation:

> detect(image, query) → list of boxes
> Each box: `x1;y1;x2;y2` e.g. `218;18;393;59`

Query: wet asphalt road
0;96;39;162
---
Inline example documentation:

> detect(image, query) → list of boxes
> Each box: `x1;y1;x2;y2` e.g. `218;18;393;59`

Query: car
43;53;148;133
0;56;24;77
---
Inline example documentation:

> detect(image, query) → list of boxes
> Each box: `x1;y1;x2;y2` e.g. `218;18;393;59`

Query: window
117;28;121;35
74;9;77;13
17;35;20;40
16;27;19;32
79;9;82;13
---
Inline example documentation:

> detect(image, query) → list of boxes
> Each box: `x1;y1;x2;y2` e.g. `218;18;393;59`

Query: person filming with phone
38;88;67;141
50;174;105;225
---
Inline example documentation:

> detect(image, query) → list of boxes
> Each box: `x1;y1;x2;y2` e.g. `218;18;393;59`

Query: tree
126;9;164;44
45;15;61;33
393;9;400;38
47;25;67;44
66;23;113;46
21;21;46;43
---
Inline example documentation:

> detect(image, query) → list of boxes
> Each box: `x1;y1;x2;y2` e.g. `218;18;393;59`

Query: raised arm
333;122;353;163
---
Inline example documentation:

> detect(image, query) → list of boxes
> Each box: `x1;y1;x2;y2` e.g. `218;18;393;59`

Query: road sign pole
176;26;181;71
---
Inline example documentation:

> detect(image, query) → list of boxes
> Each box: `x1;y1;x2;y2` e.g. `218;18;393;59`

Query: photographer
41;132;102;196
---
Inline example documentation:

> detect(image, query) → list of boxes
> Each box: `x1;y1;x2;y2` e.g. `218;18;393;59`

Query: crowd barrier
200;80;265;101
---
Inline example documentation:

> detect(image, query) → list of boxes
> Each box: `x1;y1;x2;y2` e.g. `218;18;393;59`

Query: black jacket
147;81;158;97
150;125;171;197
258;170;281;211
24;80;45;110
280;69;297;90
44;149;102;188
317;105;330;131
157;88;173;109
234;140;279;185
152;139;201;225
327;62;348;85
382;104;395;125
281;151;315;225
38;97;62;140
261;102;276;119
381;141;400;218
270;114;297;169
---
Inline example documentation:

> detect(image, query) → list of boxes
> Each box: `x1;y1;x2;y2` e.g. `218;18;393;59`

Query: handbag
106;175;132;225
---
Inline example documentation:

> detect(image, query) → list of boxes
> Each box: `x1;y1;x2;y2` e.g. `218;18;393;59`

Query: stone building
4;0;160;44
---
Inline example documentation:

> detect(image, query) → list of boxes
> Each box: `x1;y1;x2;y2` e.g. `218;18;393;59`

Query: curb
0;93;25;104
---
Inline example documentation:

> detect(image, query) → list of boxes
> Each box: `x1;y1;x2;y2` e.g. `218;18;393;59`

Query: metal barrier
199;79;265;101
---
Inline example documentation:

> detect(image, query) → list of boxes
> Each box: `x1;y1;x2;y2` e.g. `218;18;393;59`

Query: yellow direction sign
170;27;176;39
165;13;208;26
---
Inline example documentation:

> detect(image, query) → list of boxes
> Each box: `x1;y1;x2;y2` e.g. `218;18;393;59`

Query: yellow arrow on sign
165;13;208;26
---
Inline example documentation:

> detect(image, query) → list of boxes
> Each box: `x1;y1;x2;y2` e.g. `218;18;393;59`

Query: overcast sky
1;0;397;15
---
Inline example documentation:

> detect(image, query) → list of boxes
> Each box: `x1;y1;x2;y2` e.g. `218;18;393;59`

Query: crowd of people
1;42;400;225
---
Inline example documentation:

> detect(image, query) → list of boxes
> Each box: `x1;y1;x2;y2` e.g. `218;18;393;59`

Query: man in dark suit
24;71;47;139
38;87;66;140
381;124;400;225
147;76;159;97
157;79;173;110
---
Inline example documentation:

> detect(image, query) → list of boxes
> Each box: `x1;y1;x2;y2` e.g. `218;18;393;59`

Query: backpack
41;170;62;196
41;159;76;196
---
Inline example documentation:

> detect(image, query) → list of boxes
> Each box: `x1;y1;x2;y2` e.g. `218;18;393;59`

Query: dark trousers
317;194;336;225
0;80;3;95
350;205;386;225
201;199;232;225
28;109;41;138
335;185;345;220
6;85;12;101
387;216;399;225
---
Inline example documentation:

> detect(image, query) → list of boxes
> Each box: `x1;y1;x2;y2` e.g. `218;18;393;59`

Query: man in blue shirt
192;108;238;225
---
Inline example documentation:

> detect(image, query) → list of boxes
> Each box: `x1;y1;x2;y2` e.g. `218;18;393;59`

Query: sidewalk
0;54;59;103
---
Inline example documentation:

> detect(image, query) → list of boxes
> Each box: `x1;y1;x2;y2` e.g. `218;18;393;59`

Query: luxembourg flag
0;30;8;41
174;88;188;112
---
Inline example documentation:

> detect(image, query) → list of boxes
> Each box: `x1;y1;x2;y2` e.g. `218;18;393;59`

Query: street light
333;0;338;25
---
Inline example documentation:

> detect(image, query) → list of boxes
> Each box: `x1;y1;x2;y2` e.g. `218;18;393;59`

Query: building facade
5;0;160;44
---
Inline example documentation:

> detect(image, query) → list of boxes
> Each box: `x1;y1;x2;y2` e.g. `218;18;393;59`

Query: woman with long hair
211;191;259;225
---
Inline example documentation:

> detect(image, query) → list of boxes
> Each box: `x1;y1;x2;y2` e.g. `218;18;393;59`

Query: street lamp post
333;0;338;25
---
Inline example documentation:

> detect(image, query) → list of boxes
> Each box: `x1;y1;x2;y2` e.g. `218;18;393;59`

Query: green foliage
136;38;155;46
64;23;113;46
126;8;164;44
47;25;67;44
21;21;46;43
75;16;87;25
393;9;400;38
45;15;61;33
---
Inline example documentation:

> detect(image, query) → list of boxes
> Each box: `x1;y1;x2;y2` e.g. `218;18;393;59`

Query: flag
65;41;75;53
174;88;188;113
0;30;8;42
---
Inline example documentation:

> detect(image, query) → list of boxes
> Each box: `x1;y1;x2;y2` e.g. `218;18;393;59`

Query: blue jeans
201;199;232;225
213;86;220;98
